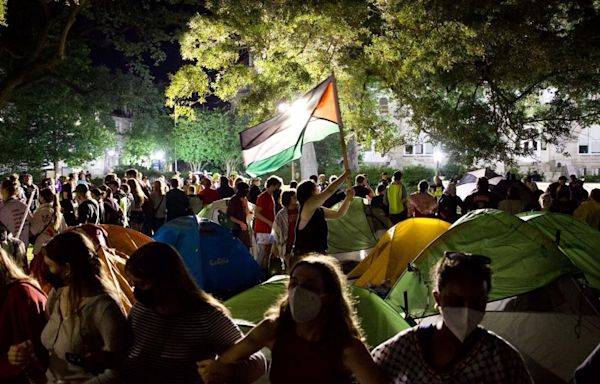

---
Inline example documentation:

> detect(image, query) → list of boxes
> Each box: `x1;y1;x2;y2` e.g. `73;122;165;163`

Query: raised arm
307;169;351;209
323;188;355;220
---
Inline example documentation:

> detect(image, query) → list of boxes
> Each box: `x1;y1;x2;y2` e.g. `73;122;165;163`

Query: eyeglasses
444;251;491;265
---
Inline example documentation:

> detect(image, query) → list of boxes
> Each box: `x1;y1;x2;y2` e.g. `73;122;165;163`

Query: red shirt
255;191;275;233
0;280;48;383
197;188;220;205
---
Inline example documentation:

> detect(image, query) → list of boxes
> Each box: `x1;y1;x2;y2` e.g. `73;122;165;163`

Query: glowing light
107;149;116;157
277;103;290;113
152;150;165;161
433;151;444;164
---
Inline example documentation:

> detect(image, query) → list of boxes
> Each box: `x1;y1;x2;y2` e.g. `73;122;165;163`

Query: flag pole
330;74;351;184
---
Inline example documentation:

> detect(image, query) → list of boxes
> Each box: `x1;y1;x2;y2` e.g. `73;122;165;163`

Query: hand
197;359;232;384
346;187;355;199
240;222;248;231
7;340;34;366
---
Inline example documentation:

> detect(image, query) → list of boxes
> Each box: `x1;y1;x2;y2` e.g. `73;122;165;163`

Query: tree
173;110;246;175
168;0;600;166
0;68;116;173
167;0;405;155
0;0;196;109
370;0;600;164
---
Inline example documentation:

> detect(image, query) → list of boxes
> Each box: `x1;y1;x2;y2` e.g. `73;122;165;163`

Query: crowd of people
1;166;599;383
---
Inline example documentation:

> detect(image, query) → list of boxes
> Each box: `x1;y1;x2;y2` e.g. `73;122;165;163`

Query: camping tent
348;218;450;288
100;224;153;256
198;198;259;257
518;211;600;289
457;168;502;185
225;275;410;348
386;209;576;318
327;197;380;256
153;216;264;299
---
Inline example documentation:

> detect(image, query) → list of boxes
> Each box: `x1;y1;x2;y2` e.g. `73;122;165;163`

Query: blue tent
153;216;264;298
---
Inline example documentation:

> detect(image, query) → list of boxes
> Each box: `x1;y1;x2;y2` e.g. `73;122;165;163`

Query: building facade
363;95;600;181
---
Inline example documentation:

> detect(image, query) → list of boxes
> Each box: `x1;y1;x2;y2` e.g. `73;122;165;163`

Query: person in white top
30;188;67;255
0;178;32;247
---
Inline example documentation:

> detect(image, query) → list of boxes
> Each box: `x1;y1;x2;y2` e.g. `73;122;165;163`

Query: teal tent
386;209;576;318
225;276;410;347
518;211;600;289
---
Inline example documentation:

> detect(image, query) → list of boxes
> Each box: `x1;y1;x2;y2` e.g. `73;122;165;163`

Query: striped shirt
123;301;266;383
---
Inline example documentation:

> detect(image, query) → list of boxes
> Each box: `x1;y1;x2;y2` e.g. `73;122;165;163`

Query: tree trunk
53;159;59;177
347;139;359;172
300;142;318;179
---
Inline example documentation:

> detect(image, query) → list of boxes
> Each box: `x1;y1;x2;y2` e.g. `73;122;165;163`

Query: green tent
327;197;379;254
518;211;600;289
225;276;410;347
386;209;576;318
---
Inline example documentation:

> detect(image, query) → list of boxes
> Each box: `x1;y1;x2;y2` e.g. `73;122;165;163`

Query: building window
424;143;433;154
404;145;413;155
415;144;423;154
379;97;389;114
579;125;600;154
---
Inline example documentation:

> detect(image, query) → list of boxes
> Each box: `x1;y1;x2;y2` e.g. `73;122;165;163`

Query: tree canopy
173;109;247;175
168;0;600;165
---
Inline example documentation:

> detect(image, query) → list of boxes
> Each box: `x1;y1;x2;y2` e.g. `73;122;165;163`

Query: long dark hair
125;242;227;313
266;255;364;343
296;180;317;205
44;232;117;316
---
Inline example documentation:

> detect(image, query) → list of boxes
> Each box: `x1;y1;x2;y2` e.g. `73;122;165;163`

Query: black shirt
77;199;100;225
165;189;192;221
353;185;371;198
294;207;328;254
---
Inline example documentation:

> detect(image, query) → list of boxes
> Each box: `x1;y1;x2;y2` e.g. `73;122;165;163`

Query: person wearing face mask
372;252;532;383
122;242;266;383
39;231;129;383
198;255;387;384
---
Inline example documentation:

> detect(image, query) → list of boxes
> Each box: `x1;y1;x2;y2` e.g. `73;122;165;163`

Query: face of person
44;256;71;284
434;272;488;313
289;264;327;297
289;195;298;209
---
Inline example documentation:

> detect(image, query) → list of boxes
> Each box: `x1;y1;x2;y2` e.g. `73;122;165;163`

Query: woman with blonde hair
198;255;386;384
1;249;48;384
40;231;128;383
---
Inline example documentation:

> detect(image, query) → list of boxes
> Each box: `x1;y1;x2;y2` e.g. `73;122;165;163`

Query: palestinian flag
240;75;341;177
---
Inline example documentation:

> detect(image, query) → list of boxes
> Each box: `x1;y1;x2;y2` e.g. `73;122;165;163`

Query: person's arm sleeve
506;347;534;384
207;309;267;383
84;302;130;384
370;340;397;382
0;286;48;380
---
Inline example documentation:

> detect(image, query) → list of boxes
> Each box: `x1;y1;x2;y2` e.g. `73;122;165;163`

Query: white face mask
440;306;485;342
288;286;322;323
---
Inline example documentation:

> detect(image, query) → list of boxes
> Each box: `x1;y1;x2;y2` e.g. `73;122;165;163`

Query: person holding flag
293;172;354;261
239;74;355;266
